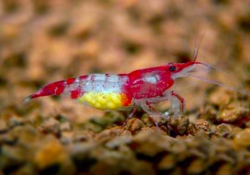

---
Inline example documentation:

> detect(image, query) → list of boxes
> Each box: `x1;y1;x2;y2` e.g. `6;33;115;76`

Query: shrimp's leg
128;104;137;119
164;91;185;118
142;90;185;118
137;101;166;127
120;104;137;134
130;90;185;127
122;104;137;127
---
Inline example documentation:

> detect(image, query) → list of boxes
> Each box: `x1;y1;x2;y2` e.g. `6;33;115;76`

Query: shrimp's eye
169;66;176;72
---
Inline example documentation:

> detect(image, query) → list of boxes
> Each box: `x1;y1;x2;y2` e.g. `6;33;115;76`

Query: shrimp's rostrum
24;59;229;122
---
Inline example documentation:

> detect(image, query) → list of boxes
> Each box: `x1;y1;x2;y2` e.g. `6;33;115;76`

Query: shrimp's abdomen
77;74;132;110
24;74;132;110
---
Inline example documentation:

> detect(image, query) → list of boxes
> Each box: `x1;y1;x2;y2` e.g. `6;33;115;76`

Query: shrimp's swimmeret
78;92;130;110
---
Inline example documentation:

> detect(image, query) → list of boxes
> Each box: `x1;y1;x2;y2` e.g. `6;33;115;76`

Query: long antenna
198;61;234;79
188;74;240;92
193;32;206;62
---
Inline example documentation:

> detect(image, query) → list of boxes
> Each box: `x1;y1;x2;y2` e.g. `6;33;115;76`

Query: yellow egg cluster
78;92;124;110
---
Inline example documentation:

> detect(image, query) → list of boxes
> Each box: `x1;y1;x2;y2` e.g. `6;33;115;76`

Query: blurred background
0;0;250;174
0;0;249;120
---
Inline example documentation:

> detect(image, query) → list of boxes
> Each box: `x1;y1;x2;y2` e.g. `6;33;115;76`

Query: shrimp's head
167;61;199;80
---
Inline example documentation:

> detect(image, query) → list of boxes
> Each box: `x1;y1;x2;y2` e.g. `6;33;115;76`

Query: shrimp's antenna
197;62;234;80
193;32;206;62
188;74;248;95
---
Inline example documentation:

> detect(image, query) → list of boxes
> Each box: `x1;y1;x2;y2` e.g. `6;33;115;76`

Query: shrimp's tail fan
23;80;66;104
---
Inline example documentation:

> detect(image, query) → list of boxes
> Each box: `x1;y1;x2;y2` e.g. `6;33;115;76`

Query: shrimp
23;47;240;125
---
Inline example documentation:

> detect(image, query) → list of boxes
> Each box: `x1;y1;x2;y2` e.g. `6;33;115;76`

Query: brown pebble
233;128;250;149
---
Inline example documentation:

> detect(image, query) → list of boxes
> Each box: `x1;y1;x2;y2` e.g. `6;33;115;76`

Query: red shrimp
23;47;239;125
